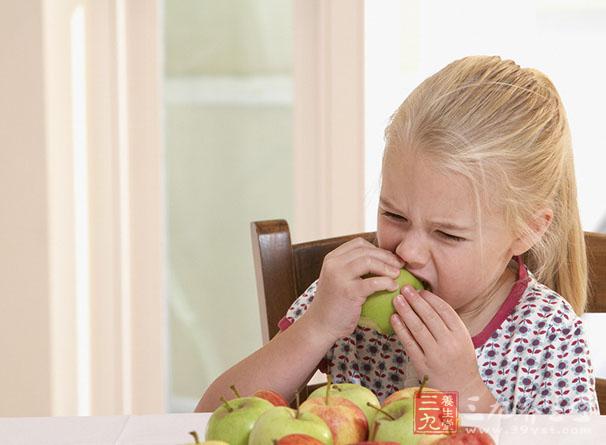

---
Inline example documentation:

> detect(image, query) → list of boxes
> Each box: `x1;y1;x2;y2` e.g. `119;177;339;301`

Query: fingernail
403;285;415;297
395;295;406;306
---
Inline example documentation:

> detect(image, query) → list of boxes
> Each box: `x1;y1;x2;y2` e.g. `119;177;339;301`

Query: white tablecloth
1;412;605;445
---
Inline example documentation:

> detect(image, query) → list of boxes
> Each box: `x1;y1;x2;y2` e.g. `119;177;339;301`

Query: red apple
433;426;495;445
275;433;325;445
254;389;289;407
307;383;380;425
299;394;368;445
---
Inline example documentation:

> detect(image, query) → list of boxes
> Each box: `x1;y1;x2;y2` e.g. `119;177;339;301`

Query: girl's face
377;151;521;314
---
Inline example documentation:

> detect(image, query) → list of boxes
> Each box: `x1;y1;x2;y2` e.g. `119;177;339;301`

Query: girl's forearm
195;313;334;412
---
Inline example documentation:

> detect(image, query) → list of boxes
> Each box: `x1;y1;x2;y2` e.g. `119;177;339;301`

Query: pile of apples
187;378;495;445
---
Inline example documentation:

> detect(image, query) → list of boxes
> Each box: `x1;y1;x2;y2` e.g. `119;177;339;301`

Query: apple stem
417;375;429;397
220;396;234;413
189;431;200;444
229;384;242;398
366;401;396;421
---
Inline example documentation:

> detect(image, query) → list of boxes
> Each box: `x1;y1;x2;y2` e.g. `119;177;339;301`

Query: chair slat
586;232;606;313
250;220;298;343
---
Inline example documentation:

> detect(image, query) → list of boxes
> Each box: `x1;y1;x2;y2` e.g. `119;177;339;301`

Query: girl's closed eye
437;231;466;242
382;210;466;242
381;210;406;221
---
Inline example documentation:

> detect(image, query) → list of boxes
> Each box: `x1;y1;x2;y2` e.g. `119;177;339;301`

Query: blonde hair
384;55;588;315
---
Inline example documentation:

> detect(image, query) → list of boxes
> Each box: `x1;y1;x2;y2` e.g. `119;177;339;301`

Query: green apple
382;376;455;413
307;383;380;426
358;268;424;336
205;396;273;445
248;406;333;445
369;399;450;445
382;385;442;407
378;375;458;444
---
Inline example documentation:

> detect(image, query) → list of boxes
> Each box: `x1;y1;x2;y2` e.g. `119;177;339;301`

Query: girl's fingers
393;294;438;352
397;286;451;342
391;313;426;359
333;242;404;272
328;237;379;257
358;275;400;297
414;288;467;334
345;249;403;279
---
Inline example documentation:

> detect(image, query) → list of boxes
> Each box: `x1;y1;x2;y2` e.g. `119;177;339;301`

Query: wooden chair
251;219;606;412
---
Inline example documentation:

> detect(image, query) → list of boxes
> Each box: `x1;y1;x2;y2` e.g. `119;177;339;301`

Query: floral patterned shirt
278;257;600;415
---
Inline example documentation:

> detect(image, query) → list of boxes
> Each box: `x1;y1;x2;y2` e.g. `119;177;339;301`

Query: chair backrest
251;219;606;412
585;231;606;415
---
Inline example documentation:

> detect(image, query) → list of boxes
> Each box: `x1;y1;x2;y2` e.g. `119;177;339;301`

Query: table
1;412;605;445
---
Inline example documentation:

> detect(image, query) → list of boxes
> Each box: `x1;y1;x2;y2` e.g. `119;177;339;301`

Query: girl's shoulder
501;272;586;343
516;273;580;324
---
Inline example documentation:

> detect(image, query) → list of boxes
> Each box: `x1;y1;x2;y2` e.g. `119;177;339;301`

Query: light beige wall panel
0;0;52;416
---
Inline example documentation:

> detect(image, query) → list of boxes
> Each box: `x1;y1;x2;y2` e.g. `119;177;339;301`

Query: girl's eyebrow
432;221;475;231
379;196;475;231
379;196;401;211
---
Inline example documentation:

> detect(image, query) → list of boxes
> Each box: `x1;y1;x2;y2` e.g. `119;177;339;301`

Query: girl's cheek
376;225;397;250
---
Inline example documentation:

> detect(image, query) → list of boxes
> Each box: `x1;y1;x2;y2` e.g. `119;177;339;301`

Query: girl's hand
303;237;404;342
391;285;486;403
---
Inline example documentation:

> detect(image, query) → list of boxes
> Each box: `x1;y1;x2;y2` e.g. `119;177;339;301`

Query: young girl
196;55;600;415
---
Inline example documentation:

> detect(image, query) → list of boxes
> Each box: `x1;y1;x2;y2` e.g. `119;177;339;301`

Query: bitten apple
248;406;333;445
205;396;273;445
307;383;380;426
299;388;368;445
358;268;424;336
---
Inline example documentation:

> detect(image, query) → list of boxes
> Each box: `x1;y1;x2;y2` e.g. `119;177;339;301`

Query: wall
0;1;52;416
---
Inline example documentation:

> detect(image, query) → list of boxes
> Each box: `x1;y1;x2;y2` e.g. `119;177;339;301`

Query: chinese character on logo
413;389;458;435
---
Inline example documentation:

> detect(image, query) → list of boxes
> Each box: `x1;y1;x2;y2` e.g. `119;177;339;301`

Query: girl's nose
395;232;429;269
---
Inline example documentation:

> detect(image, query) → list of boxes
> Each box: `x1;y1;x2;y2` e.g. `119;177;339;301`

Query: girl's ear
511;208;554;256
